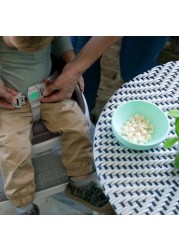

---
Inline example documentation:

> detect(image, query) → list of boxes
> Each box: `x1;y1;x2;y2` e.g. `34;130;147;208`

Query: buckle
26;83;46;122
27;83;45;103
13;82;46;109
13;92;26;108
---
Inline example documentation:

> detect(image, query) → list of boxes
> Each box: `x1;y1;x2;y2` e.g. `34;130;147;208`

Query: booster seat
0;55;95;213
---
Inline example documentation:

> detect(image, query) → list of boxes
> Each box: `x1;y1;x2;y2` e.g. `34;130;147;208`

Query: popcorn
119;114;154;144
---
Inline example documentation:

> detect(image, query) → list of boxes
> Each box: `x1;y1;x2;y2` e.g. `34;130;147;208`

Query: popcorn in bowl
119;113;154;145
112;100;170;150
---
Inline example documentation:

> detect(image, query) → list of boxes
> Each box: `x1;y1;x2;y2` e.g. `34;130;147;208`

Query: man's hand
0;80;18;109
41;63;82;103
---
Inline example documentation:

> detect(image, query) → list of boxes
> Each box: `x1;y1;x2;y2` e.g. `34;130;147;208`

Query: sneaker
64;181;115;214
19;203;40;215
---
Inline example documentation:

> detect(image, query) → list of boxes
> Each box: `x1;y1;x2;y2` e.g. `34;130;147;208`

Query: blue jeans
71;36;169;111
71;36;101;112
120;36;169;82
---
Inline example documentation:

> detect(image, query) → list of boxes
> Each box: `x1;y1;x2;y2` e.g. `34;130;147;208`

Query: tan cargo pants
0;99;92;207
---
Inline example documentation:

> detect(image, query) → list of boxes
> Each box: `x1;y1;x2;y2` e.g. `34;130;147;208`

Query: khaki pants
0;99;92;207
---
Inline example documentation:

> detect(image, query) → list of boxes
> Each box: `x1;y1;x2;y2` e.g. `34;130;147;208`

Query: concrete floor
37;194;96;215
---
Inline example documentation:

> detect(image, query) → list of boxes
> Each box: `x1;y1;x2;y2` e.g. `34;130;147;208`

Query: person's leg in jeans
71;36;101;115
120;36;169;82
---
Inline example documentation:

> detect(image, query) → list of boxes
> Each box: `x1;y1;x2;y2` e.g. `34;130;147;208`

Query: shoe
20;203;40;215
64;181;115;214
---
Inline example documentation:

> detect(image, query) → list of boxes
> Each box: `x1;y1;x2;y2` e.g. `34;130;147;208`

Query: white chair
0;86;96;214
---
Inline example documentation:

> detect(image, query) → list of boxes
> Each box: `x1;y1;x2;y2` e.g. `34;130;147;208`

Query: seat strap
27;82;45;122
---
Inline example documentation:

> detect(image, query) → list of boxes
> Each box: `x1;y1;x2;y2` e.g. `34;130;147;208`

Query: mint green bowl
112;100;170;150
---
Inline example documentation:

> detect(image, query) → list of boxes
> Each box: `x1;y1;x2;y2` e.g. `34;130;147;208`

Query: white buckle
13;92;26;108
27;82;46;122
27;83;45;103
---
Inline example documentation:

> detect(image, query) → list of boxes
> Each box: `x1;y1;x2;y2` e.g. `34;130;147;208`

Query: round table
93;61;179;215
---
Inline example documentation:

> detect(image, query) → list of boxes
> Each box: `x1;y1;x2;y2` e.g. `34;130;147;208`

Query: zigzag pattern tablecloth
93;61;179;215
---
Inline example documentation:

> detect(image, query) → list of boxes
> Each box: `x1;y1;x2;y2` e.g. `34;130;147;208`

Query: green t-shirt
0;36;73;93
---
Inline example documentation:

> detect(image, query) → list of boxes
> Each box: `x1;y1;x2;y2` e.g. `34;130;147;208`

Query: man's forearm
61;49;75;63
69;36;121;75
